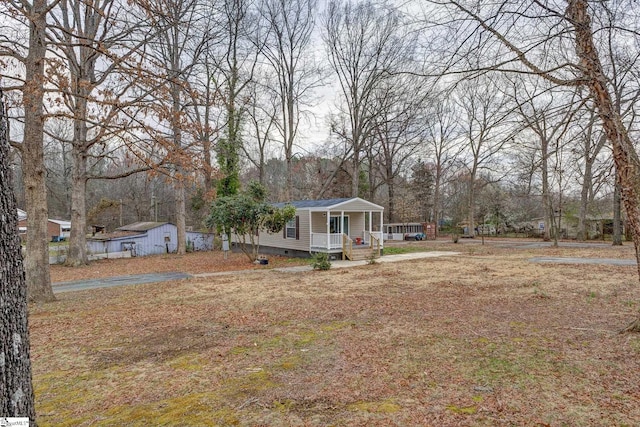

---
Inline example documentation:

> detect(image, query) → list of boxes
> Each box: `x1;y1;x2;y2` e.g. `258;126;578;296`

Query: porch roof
273;197;384;212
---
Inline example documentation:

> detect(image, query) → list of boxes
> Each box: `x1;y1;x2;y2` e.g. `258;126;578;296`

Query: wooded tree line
2;1;640;306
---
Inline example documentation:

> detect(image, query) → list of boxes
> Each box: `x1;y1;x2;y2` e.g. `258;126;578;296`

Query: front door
330;215;349;235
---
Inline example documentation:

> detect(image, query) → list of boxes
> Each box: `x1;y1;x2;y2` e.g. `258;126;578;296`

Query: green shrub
311;252;331;270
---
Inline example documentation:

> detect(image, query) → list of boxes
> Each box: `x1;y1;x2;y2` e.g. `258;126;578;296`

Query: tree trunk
432;163;442;238
23;0;54;303
467;169;476;238
203;82;214;195
567;0;640;331
175;177;186;254
351;150;360;198
284;88;295;201
541;136;552;242
66;91;90;266
613;176;622;245
1;89;37;424
387;164;396;223
66;150;88;266
577;156;592;241
285;152;293;201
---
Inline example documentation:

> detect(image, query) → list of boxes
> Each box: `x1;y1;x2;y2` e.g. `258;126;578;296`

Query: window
286;219;296;238
285;216;299;239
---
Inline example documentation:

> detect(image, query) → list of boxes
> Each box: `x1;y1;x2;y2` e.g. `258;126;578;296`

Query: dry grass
51;251;306;283
33;239;640;426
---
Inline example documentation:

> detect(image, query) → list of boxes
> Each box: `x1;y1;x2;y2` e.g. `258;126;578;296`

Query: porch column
369;211;372;238
379;211;383;246
341;211;345;236
326;211;330;251
309;210;312;249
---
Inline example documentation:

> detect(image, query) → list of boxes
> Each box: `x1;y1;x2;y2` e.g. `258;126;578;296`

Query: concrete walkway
194;251;461;276
270;251;460;273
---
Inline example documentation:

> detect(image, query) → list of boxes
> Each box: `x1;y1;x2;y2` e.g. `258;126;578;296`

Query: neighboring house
17;209;27;236
48;219;72;240
256;197;384;258
17;211;71;241
530;213;626;239
87;222;213;256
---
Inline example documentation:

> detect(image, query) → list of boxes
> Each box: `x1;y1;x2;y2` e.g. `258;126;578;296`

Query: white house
255;197;385;259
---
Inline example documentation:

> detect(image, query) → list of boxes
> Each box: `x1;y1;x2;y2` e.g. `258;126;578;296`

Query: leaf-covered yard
35;241;640;425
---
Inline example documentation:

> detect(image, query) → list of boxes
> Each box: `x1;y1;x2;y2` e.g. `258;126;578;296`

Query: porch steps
347;247;379;261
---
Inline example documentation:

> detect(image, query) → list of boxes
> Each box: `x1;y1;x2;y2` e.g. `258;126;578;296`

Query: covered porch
308;201;384;255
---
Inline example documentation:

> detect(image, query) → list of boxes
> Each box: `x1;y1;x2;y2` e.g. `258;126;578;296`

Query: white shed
87;222;213;257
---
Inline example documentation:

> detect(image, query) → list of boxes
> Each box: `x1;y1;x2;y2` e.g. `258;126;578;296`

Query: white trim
305;197;385;212
285;218;296;239
327;197;384;211
48;219;71;227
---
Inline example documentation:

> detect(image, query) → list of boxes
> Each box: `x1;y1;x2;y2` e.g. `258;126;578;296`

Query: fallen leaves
31;240;640;425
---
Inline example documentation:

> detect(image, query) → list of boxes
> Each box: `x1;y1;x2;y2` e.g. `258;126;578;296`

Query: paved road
52;272;192;293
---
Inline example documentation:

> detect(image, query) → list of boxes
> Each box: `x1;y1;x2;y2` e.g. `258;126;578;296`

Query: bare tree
259;0;321;200
322;0;410;197
510;79;582;244
428;0;640;331
141;0;208;254
43;119;73;218
242;76;278;186
1;0;56;302
424;89;464;235
0;89;36;424
369;75;430;220
574;107;608;241
454;76;513;237
45;0;154;265
186;32;222;198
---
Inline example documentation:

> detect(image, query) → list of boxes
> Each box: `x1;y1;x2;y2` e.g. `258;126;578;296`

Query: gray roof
273;198;352;209
117;221;169;232
273;197;383;211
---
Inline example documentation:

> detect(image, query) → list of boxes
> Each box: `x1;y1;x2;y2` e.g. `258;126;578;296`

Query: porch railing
369;233;381;257
310;232;343;250
342;233;353;260
364;231;383;247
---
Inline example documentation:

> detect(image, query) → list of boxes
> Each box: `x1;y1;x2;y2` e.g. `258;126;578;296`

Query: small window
286;218;296;239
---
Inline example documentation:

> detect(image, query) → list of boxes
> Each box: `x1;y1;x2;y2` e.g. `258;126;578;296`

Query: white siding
311;212;329;233
87;223;179;256
186;231;214;251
